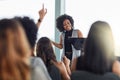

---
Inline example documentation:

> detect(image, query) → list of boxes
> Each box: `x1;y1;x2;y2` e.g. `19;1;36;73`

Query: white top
61;29;81;61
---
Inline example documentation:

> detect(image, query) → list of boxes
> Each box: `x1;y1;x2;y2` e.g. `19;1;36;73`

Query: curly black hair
13;16;38;49
56;14;74;32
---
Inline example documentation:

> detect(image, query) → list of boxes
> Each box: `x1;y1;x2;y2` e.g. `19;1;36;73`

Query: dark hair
36;37;57;72
56;14;74;32
13;16;38;49
84;21;115;74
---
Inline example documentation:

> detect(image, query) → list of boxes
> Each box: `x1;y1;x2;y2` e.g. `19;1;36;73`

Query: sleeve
31;57;52;80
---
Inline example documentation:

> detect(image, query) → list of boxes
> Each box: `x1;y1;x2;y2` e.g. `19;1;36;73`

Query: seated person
36;37;71;80
13;4;51;80
71;21;120;76
0;18;30;80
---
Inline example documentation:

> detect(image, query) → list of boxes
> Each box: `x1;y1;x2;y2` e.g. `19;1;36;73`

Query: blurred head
84;21;115;74
13;16;38;49
0;19;30;80
36;37;56;69
56;14;74;32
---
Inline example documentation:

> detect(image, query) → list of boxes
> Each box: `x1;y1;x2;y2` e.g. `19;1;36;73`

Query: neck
31;48;35;57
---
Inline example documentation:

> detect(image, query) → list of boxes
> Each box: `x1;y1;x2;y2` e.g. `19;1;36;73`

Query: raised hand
39;4;47;21
37;4;47;28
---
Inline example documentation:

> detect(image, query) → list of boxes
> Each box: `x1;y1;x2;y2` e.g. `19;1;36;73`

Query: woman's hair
84;21;115;74
0;19;30;80
36;37;57;72
56;14;74;32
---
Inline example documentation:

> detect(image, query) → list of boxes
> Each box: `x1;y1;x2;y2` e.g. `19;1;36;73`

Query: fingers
63;56;67;60
63;56;68;63
63;56;70;63
41;4;47;14
45;9;47;14
42;4;44;10
38;4;47;21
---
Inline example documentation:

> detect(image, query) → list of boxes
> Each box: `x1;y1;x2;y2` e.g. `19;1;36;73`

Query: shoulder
30;57;46;69
49;64;61;74
113;60;120;69
49;65;61;80
112;60;120;76
73;29;81;31
73;29;82;34
60;32;64;39
30;57;44;65
74;29;83;37
73;29;79;32
30;57;52;80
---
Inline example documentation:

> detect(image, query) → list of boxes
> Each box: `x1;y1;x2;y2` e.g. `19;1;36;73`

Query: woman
36;37;71;80
13;4;52;80
71;21;120;76
0;19;30;80
52;14;83;61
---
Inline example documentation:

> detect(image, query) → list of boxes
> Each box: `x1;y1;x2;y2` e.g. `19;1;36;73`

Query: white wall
0;0;55;42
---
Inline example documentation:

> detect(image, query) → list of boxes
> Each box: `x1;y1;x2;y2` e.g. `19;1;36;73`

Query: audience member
36;4;47;27
0;19;30;80
13;4;51;80
36;37;71;80
71;21;120;76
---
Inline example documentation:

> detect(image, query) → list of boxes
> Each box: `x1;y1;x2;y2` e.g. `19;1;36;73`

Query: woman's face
63;19;72;31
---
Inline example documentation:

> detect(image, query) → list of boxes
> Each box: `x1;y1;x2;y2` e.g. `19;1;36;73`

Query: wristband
38;19;41;22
